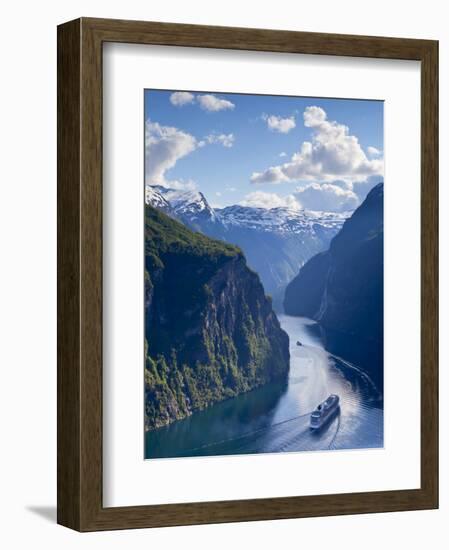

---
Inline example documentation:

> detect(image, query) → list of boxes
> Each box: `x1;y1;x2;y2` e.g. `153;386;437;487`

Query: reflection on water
145;315;383;459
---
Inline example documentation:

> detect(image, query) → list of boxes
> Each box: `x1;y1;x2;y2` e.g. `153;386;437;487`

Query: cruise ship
310;394;340;430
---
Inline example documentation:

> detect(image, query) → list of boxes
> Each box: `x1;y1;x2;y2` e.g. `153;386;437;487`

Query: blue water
145;315;383;459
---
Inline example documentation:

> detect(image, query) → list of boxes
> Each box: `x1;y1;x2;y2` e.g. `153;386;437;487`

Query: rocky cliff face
284;183;384;388
145;205;290;431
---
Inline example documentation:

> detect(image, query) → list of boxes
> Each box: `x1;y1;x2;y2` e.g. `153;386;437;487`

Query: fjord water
145;315;383;459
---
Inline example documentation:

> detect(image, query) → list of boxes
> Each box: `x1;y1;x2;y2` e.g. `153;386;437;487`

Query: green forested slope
145;205;290;430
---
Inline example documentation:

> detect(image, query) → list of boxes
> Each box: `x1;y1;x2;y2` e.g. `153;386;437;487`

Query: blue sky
144;89;384;212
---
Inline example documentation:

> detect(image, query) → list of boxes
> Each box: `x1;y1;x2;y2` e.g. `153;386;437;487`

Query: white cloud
303;105;326;127
197;94;235;112
202;133;235;148
145;120;235;191
294;182;359;212
279;152;287;157
367;145;382;157
251;106;383;185
168;91;235;113
145;120;198;189
239;191;301;210
169;91;195;106
226;186;237;192
251;166;289;184
264;114;296;134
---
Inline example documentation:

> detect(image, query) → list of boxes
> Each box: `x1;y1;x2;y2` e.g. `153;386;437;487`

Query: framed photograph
57;17;438;531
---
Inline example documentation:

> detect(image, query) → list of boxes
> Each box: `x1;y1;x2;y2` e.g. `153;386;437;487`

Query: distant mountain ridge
284;182;384;388
146;184;348;306
218;204;346;234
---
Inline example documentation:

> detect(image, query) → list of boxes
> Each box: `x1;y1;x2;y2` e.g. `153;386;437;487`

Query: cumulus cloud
168;91;235;113
251;166;289;184
145;120;235;190
200;133;235;148
294;183;359;212
145;120;198;188
367;145;382;157
197;94;235;112
239;191;301;210
169;91;195;106
251;106;383;185
264;114;296;134
279;152;287;157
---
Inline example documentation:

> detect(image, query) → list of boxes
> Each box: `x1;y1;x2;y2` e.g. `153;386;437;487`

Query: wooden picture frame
57;17;438;531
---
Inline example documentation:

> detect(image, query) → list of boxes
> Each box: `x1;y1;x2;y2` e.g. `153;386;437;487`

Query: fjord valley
145;184;384;458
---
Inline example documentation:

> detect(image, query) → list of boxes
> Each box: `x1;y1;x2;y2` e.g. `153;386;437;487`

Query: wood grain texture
57;17;439;532
420;40;439;505
57;18;81;531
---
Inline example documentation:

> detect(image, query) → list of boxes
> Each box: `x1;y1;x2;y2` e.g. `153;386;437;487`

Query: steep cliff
284;183;384;388
145;205;290;430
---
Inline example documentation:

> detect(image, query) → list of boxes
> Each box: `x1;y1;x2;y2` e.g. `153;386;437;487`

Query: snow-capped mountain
146;185;219;228
146;184;348;308
218;205;347;234
145;186;172;213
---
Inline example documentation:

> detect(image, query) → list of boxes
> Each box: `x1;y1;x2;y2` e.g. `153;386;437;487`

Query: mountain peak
146;184;219;224
145;185;172;212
